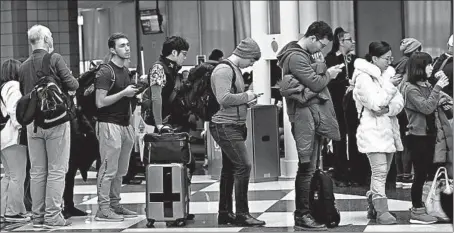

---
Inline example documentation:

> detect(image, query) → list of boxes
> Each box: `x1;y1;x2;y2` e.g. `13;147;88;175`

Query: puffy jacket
352;58;404;154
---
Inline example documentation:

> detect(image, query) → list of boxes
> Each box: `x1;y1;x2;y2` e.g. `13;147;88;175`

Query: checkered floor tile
1;164;452;232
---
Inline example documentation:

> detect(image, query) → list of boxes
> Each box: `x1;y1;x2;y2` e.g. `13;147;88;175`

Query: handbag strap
429;167;448;193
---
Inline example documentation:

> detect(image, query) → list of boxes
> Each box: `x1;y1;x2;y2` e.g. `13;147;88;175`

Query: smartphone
337;63;345;69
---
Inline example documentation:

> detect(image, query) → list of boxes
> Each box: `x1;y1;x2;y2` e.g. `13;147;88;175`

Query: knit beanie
233;37;261;61
399;38;422;54
448;35;453;47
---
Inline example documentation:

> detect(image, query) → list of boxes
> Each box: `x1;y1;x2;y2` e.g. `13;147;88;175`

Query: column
298;1;318;35
250;0;271;105
279;0;299;178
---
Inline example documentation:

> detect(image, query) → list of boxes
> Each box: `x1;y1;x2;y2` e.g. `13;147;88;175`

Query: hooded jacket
351;58;404;154
277;41;340;141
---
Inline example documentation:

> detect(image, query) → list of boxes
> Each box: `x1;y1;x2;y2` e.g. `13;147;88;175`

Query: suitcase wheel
186;214;195;220
146;219;155;228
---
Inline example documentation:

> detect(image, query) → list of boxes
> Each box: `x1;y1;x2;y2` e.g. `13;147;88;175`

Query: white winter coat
1;81;22;150
351;59;404;154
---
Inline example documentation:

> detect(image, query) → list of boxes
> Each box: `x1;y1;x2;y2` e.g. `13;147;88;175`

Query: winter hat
399;38;422;54
233;37;261;61
448;35;453;47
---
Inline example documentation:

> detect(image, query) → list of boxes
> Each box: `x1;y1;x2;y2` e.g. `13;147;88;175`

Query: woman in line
351;41;404;225
0;59;29;223
402;52;451;224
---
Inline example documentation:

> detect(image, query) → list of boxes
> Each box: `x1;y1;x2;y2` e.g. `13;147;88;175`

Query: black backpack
76;62;115;121
184;60;237;121
0;82;10;131
309;142;341;228
16;53;75;131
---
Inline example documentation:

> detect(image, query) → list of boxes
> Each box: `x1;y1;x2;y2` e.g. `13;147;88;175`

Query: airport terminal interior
1;0;453;232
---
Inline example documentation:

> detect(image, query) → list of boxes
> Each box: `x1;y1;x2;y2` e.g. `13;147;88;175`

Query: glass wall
404;0;453;57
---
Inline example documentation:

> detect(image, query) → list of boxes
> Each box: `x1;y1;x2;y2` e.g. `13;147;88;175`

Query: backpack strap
438;56;452;72
168;74;182;104
217;60;240;120
102;63;116;91
41;52;54;77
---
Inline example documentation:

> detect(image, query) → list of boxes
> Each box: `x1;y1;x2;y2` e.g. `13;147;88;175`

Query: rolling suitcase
145;163;190;227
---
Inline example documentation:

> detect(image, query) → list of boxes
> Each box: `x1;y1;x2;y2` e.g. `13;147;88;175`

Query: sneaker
111;205;138;218
4;214;31;223
410;207;437;224
402;177;413;189
32;218;45;228
44;219;72;229
95;208;124;222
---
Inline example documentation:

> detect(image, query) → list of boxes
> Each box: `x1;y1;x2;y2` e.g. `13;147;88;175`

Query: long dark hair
0;59;21;87
328;27;348;55
407;52;433;84
365;41;391;62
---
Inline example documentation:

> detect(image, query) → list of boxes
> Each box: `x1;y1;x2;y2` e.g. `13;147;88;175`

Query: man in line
19;24;79;228
277;21;342;231
210;38;266;226
94;33;139;222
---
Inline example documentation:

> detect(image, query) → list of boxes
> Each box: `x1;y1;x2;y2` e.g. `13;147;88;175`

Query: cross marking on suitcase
149;167;181;217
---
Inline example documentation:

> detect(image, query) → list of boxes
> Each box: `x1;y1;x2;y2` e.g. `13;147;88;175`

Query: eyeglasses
380;56;394;62
342;38;355;43
318;40;328;49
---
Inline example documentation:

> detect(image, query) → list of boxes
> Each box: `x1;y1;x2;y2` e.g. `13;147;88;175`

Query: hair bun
365;53;372;62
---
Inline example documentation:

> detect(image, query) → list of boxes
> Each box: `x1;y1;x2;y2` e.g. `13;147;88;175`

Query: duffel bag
144;132;192;164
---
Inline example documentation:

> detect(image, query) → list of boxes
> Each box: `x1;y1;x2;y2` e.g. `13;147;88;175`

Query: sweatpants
96;122;134;210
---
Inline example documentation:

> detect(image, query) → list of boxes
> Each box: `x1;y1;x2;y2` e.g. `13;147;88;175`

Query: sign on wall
140;9;163;34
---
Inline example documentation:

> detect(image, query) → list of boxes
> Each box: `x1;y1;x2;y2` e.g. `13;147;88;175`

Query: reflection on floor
1;162;452;232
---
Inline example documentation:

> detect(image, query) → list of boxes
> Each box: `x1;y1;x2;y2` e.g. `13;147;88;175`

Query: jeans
96;122;135;210
407;135;436;208
27;122;71;225
209;122;251;215
1;145;27;216
366;153;394;200
395;137;412;180
294;136;319;216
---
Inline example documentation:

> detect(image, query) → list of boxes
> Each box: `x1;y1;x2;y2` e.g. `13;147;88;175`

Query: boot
218;212;236;225
367;193;377;219
234;213;265;226
372;198;397;225
218;175;234;214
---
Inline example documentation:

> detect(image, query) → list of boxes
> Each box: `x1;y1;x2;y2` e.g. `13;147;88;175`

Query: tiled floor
1;163;452;232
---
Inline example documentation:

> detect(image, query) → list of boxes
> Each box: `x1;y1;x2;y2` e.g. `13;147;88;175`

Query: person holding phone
210;38;265;226
276;21;342;231
94;33;139;222
402;52;451;224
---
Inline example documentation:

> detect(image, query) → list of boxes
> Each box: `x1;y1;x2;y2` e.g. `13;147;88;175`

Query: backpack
16;53;75;131
309;142;340;228
0;82;10;131
76;63;115;121
184;60;237;121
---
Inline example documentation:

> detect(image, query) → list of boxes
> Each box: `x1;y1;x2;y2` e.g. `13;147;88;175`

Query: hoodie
277;41;340;141
276;41;332;120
